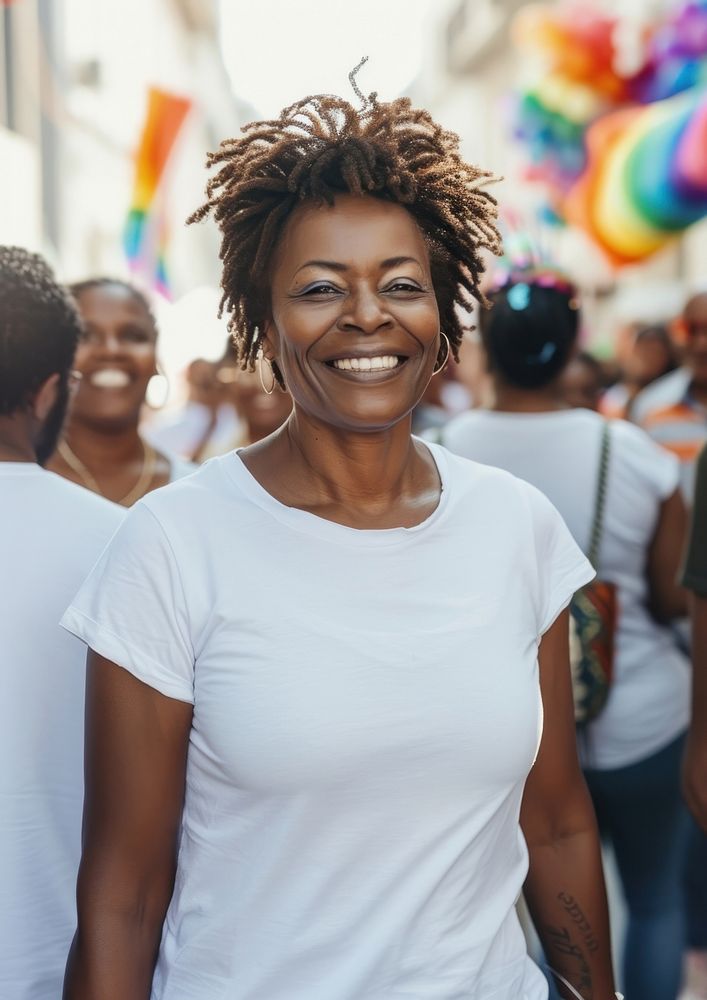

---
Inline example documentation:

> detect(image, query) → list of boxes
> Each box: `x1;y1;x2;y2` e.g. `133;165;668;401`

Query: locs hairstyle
0;246;83;415
479;281;581;390
189;63;502;386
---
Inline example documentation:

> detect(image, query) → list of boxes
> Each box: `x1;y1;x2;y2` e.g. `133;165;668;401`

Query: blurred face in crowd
71;284;158;431
560;355;603;411
187;359;222;410
683;293;707;388
217;364;292;443
623;327;675;389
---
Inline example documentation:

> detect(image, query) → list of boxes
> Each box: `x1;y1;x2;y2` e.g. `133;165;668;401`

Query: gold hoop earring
258;354;276;395
432;332;450;376
145;365;170;409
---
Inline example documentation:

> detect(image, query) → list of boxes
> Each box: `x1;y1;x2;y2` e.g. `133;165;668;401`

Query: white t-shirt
0;464;123;1000
442;408;690;770
62;444;591;1000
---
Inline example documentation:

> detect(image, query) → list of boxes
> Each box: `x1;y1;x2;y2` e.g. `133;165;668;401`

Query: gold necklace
58;438;159;506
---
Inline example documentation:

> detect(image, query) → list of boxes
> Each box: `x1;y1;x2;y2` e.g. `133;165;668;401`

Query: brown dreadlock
189;64;502;381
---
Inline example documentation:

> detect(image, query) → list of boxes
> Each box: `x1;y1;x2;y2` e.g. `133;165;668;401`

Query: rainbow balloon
123;87;191;295
565;88;707;265
511;1;707;266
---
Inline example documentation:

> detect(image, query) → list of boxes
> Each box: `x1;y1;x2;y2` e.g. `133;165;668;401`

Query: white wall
58;0;243;294
0;128;42;251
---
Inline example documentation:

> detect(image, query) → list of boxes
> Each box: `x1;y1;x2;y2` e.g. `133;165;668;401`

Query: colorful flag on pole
123;87;191;296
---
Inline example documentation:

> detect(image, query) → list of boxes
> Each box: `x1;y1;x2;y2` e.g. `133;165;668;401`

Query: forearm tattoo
557;892;600;955
544;918;594;1000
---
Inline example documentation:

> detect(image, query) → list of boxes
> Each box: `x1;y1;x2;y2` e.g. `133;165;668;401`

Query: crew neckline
221;440;450;547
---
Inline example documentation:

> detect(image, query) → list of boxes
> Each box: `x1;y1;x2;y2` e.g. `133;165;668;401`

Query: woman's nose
339;287;393;334
89;330;123;354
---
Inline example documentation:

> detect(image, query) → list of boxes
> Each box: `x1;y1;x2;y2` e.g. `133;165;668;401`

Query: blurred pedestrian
48;279;193;503
62;87;618;1000
601;322;679;420
442;271;690;1000
633;293;707;499
145;357;243;462
0;247;123;1000
214;338;293;447
561;350;606;411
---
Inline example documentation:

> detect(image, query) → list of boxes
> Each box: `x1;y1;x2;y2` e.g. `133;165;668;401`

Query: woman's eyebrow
294;260;348;275
294;255;421;276
380;256;421;269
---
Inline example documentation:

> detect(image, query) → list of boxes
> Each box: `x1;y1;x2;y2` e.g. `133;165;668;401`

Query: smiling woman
47;279;194;504
61;83;619;1000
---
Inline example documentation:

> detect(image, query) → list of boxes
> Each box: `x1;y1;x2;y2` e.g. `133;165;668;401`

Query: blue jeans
583;735;689;1000
686;817;707;949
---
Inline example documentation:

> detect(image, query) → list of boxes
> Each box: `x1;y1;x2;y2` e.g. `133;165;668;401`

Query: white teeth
89;369;131;388
332;355;400;372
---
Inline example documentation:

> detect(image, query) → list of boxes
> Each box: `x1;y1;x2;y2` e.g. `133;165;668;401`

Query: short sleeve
61;500;195;703
682;443;707;596
522;482;595;636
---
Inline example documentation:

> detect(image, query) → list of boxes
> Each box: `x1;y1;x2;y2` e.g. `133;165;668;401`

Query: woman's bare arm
521;611;616;1000
64;652;193;999
684;594;707;831
647;488;689;622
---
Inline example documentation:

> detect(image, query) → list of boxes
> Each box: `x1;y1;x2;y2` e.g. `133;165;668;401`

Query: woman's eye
385;281;422;293
302;283;341;297
120;327;151;343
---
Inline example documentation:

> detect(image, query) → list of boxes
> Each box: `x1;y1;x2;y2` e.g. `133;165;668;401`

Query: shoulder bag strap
587;420;611;570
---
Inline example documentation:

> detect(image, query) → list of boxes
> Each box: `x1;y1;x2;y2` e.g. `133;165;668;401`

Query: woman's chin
70;409;144;435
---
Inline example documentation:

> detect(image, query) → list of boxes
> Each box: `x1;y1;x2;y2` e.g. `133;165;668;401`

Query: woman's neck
488;380;569;414
241;410;439;528
63;418;144;471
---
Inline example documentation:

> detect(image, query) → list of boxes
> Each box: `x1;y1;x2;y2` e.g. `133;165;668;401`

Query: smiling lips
328;354;403;374
88;368;131;389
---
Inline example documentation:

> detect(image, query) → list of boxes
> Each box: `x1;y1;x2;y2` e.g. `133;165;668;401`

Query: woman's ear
260;320;278;362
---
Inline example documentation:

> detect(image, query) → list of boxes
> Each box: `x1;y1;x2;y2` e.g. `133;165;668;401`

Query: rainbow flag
123;87;191;296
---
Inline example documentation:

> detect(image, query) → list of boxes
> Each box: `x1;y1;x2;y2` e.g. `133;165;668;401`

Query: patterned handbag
569;422;618;727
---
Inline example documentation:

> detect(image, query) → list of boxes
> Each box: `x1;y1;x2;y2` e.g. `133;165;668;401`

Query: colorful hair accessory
528;342;558;364
508;283;532;310
491;265;579;302
491;217;581;305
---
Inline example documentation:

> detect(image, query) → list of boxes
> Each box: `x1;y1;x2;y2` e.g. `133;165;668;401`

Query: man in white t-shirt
0;247;124;1000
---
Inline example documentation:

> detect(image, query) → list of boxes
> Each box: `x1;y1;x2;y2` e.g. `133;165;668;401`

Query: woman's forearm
63;900;165;999
524;827;616;1000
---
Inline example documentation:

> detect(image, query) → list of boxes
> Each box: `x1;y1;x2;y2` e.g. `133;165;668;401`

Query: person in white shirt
144;357;244;462
62;88;620;1000
0;246;124;1000
442;269;690;1000
48;278;194;504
